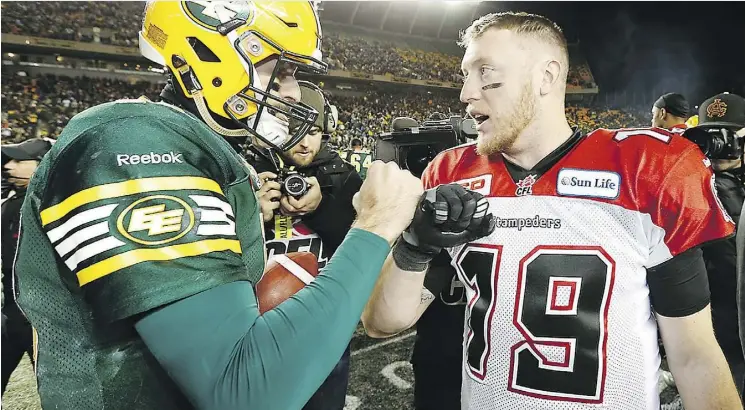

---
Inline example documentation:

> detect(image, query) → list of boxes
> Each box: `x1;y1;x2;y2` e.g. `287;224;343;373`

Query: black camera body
243;145;309;199
684;127;744;160
374;116;470;178
421;115;478;143
276;169;309;199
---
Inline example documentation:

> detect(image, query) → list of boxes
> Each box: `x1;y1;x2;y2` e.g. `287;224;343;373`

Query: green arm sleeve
135;228;389;410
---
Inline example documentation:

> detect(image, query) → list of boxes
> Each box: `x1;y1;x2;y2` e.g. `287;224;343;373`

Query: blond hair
459;12;569;84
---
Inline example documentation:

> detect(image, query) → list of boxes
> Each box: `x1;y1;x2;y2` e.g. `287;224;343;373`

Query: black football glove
392;184;496;271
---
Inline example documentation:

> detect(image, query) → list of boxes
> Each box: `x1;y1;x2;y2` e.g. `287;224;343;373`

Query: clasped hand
403;184;496;254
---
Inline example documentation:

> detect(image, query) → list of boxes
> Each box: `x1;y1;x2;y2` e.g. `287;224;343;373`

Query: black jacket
2;193;24;316
247;146;363;256
738;200;745;352
704;171;745;358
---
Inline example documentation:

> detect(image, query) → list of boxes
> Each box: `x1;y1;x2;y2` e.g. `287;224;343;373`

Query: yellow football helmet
686;115;699;128
139;1;327;150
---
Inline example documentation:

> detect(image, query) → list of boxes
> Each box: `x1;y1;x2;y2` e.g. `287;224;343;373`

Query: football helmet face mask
139;1;328;151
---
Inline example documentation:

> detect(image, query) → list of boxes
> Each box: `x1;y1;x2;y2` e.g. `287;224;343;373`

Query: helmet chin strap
193;91;250;138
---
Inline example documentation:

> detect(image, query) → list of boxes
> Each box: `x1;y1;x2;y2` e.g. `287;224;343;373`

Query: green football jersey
14;99;266;409
344;149;372;180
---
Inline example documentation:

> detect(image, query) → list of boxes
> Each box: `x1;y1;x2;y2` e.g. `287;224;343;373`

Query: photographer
685;93;745;393
373;114;477;409
1;138;52;394
411;264;465;410
245;81;362;410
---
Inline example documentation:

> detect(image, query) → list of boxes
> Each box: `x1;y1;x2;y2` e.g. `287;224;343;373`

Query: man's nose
460;76;480;104
297;135;310;148
279;77;301;104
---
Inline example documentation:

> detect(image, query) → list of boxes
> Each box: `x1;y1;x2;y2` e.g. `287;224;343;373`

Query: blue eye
480;67;491;76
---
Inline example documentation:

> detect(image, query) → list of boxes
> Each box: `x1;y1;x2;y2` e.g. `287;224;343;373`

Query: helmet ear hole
187;37;221;63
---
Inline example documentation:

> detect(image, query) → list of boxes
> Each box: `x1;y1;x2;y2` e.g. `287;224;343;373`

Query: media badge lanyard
272;153;294;240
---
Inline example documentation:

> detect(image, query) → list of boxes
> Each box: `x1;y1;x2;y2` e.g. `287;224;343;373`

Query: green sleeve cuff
336;227;391;263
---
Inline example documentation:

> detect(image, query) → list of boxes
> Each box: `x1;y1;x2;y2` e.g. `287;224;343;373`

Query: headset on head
297;80;338;135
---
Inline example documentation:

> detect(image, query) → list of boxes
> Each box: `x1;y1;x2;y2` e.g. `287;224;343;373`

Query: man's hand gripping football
392;184;497;272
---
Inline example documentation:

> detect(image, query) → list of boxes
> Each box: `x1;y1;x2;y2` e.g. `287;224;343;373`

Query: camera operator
685;92;745;393
740;190;745;368
244;81;362;410
411;262;465;410
1;138;52;394
375;114;476;410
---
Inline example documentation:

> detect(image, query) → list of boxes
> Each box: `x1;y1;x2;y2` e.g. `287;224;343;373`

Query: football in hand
256;252;319;314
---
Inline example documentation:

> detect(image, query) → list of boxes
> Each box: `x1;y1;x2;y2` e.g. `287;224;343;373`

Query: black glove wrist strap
392;239;437;272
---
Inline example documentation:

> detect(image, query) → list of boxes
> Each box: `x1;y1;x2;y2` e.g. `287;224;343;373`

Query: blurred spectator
1;1;143;46
565;105;646;133
1;72;160;143
0;2;597;88
328;88;462;150
567;64;596;90
2;72;646;150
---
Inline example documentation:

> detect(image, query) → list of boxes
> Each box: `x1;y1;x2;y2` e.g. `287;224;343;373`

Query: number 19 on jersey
454;244;616;403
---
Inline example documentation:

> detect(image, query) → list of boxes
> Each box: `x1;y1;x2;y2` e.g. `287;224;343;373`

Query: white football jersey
422;128;734;410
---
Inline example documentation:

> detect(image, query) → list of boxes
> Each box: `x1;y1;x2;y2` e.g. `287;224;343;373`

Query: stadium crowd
0;1;595;87
322;31;463;83
1;73;161;143
2;72;646;150
5;5;744;410
0;1;142;46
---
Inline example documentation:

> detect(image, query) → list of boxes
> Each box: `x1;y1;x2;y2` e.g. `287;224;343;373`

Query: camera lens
698;131;727;157
684;128;725;157
283;174;308;198
706;136;726;157
405;145;438;178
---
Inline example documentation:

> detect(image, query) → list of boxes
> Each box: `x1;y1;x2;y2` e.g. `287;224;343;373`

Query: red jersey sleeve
647;145;735;267
421;161;439;190
420;144;476;190
420;149;453;190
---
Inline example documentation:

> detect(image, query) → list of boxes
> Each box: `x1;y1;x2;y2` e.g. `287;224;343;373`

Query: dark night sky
485;1;745;106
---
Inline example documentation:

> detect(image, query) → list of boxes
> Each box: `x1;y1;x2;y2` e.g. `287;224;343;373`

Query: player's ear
540;59;562;96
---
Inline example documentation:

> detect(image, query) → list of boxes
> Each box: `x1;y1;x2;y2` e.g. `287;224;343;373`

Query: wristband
391;239;436;272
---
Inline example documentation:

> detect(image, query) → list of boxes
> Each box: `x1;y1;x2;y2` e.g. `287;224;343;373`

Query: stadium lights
443;0;482;6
